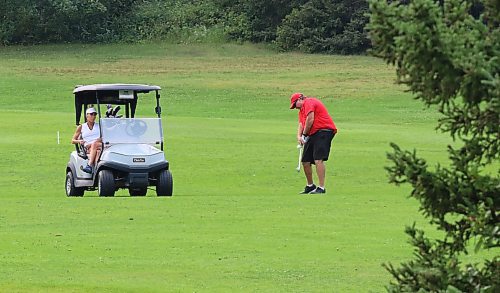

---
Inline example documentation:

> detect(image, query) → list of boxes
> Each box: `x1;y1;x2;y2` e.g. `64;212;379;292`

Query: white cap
86;107;97;114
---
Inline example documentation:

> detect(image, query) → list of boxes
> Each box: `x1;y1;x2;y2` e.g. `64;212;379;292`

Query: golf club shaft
297;145;303;171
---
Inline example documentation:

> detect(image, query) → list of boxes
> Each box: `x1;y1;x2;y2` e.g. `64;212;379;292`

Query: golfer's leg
303;162;314;185
315;160;325;187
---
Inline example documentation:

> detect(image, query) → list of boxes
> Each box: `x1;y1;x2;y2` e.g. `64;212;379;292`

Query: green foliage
275;0;370;54
0;0;223;44
218;10;252;42
132;0;225;43
216;0;308;42
368;0;499;291
383;224;499;292
0;0;371;54
0;0;138;44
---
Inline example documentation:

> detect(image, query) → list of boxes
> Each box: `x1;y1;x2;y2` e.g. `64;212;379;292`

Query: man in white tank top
71;107;102;173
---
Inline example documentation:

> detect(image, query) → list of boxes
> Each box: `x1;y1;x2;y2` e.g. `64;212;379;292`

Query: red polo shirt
299;98;337;135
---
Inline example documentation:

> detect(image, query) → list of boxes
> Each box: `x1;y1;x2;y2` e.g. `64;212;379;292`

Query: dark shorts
302;130;335;164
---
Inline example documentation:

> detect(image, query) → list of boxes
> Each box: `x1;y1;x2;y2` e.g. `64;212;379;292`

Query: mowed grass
0;42;457;292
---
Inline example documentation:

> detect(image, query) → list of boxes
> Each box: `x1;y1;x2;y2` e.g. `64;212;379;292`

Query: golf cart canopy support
73;84;162;125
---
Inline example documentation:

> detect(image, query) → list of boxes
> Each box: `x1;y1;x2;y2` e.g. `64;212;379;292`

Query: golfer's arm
303;112;314;135
297;123;304;140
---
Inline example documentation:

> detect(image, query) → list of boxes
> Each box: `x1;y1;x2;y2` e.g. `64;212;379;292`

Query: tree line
0;0;370;54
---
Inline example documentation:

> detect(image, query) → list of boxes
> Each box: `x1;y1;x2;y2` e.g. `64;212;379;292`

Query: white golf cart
65;84;173;197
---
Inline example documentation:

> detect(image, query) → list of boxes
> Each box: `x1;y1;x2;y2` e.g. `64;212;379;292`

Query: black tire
129;188;147;196
98;170;115;197
66;171;84;197
156;169;173;196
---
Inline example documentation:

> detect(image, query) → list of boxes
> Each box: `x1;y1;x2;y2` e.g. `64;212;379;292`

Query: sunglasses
88;112;97;116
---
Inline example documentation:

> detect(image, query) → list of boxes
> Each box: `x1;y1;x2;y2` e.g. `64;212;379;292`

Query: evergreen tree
368;0;499;291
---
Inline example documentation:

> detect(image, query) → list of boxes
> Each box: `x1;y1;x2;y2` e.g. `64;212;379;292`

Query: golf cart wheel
129;188;147;196
156;169;173;196
98;170;115;197
66;171;84;197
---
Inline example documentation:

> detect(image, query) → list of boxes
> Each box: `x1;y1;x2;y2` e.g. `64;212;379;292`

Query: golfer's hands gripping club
298;134;309;145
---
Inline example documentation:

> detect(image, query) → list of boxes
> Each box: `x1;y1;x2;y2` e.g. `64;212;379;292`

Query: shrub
131;0;225;42
275;0;370;54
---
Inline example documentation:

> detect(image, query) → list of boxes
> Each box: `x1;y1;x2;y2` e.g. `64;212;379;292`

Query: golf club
296;144;303;172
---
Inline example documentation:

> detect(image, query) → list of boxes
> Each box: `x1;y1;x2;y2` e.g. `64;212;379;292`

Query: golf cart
65;84;173;197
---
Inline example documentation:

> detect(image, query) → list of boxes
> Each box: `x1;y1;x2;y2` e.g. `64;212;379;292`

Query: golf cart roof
73;83;162;125
73;83;161;104
73;84;161;94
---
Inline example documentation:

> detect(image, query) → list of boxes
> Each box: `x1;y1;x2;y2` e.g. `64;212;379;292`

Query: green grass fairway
0;43;455;292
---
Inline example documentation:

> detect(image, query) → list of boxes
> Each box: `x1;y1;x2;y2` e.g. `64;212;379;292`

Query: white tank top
81;122;100;146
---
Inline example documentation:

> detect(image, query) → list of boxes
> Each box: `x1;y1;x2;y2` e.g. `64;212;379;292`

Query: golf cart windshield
100;118;163;145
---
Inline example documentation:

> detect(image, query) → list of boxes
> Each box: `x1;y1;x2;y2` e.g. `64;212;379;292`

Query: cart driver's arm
71;125;84;145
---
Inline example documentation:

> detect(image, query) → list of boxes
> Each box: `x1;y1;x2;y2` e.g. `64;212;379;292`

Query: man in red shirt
290;93;337;194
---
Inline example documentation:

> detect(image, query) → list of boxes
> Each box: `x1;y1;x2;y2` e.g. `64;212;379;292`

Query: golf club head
112;105;121;116
295;166;301;172
105;107;113;118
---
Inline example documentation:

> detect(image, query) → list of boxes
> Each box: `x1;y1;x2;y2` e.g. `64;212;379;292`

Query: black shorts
302;130;335;164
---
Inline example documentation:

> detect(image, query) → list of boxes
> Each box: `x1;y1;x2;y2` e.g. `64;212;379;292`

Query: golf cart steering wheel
125;120;147;137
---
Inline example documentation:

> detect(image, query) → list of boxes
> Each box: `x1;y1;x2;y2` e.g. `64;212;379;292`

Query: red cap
290;93;304;109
